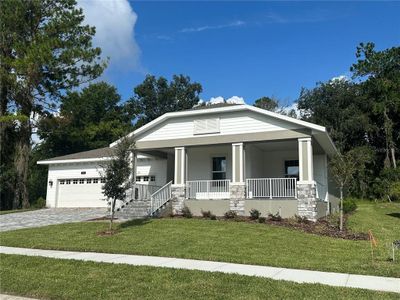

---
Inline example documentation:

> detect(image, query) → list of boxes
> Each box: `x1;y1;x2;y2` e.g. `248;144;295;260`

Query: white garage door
56;178;107;208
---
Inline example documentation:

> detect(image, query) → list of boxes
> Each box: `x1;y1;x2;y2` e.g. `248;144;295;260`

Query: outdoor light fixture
49;180;53;187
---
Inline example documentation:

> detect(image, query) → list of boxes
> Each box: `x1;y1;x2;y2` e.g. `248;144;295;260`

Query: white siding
314;154;328;201
137;111;300;142
45;156;168;208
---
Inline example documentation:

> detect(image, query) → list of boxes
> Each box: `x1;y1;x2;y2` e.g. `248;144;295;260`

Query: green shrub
343;198;357;214
389;182;400;201
33;197;46;208
181;206;192;218
224;210;237;219
201;210;212;218
210;214;217;220
268;212;282;222
258;217;266;223
249;209;261;220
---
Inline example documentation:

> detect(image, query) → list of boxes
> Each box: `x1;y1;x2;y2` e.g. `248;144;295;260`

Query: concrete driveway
0;208;106;232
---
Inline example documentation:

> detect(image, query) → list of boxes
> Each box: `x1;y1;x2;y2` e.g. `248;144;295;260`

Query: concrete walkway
1;246;399;294
0;208;106;232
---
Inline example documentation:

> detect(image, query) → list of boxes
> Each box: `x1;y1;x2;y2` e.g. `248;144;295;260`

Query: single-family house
38;103;340;221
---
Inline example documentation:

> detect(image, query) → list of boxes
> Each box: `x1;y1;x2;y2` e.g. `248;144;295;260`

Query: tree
37;82;133;158
101;137;135;231
329;152;357;231
351;42;400;169
254;96;279;112
130;74;202;127
0;0;106;208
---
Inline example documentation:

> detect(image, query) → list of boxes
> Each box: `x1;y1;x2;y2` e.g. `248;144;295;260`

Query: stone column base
171;184;185;215
297;182;318;221
229;183;246;216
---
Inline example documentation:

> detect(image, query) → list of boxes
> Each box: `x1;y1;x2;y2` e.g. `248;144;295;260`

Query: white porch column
132;151;137;184
298;138;314;182
174;147;186;185
232;143;244;183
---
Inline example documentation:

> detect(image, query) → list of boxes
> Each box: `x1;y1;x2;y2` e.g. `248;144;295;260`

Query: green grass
1;254;398;300
0;201;399;277
0;208;40;215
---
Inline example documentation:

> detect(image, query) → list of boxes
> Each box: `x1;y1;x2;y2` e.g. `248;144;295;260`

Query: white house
38;104;340;221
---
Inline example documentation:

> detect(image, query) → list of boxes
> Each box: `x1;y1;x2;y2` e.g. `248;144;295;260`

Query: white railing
186;180;230;199
246;178;297;199
127;183;162;201
316;180;328;202
150;181;172;215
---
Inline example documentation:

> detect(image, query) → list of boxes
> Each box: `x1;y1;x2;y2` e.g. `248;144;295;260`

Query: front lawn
0;201;399;277
0;254;397;300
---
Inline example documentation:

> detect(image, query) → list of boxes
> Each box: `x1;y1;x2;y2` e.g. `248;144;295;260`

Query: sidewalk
1;246;399;294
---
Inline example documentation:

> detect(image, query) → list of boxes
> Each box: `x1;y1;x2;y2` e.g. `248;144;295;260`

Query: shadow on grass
118;218;152;229
386;212;400;219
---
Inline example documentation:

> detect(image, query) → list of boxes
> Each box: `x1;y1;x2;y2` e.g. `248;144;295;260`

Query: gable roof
37;147;113;165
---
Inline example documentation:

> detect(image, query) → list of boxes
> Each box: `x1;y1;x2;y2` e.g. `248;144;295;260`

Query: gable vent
193;118;220;135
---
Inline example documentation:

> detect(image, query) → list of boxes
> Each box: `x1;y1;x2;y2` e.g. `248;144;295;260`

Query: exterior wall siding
244;199;298;218
136;111;301;142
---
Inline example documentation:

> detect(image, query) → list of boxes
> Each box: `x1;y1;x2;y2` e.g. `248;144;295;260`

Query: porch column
230;143;245;215
297;137;317;221
132;151;137;184
298;137;313;182
172;147;186;215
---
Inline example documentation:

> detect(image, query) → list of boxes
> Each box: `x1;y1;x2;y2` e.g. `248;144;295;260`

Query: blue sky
80;1;400;106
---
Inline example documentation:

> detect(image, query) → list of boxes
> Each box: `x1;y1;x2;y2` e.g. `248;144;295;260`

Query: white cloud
331;75;351;82
226;96;245;105
209;96;225;105
78;0;142;74
180;20;245;33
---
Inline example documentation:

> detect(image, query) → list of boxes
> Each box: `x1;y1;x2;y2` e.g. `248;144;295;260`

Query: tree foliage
101;137;135;231
130;74;202;128
0;0;106;208
254;96;279;111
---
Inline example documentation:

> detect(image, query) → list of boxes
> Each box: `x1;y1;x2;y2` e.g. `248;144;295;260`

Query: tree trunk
109;198;116;231
339;185;344;232
390;147;397;169
14;115;31;209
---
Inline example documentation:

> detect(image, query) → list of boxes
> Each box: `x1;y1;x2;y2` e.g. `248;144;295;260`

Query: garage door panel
57;179;107;208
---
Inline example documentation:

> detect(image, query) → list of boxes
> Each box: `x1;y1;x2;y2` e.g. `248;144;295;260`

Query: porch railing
246;178;297;199
150;181;172;215
127;183;162;201
186;179;230;199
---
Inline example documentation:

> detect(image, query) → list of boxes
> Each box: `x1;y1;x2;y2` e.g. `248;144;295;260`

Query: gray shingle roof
40;147;113;162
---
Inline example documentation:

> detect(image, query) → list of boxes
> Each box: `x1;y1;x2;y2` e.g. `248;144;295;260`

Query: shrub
33;197;46;208
224;210;237;219
343;198;357;214
201;210;212;218
181;206;192;218
258;217;266;223
249;209;261;220
210;214;217;220
268;212;282;222
389;181;400;201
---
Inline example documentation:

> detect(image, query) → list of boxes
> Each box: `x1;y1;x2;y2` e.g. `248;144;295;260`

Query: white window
136;176;142;182
194;118;220;135
86;179;92;184
79;179;84;184
150;176;156;182
60;180;65;185
93;178;98;184
143;176;149;182
66;180;71;185
100;178;106;183
73;179;78;184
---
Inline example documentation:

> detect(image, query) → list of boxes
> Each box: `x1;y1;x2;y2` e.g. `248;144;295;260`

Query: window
100;178;106;183
150;176;156;182
136;176;142;182
79;179;85;184
285;160;299;179
73;179;78;184
66;180;71;185
93;178;98;184
60;180;65;185
86;179;92;184
143;176;149;182
212;157;226;180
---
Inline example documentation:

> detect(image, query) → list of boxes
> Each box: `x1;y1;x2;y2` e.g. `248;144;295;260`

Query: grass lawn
0;208;39;215
0;201;399;277
1;254;398;300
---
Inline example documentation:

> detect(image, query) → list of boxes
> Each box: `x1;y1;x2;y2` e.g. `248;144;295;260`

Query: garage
56;177;107;208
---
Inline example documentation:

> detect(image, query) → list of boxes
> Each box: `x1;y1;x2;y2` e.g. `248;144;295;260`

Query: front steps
114;199;151;220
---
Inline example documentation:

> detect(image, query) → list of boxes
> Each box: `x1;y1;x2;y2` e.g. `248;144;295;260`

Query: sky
78;0;400;106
